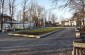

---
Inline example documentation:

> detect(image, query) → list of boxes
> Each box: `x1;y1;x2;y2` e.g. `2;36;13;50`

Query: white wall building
2;21;34;30
60;19;77;26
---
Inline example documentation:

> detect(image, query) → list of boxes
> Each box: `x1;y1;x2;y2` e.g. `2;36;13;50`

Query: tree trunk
81;0;85;25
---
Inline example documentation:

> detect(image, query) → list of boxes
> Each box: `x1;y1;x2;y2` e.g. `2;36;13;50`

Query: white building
60;19;77;26
0;14;34;32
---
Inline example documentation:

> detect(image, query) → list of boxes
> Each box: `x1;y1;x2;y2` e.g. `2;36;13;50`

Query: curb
8;33;40;38
40;28;64;38
8;28;64;38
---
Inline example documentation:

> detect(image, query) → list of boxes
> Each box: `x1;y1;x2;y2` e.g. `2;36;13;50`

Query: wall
0;23;34;30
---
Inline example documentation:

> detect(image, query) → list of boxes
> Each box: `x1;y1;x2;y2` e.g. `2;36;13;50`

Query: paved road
0;28;75;55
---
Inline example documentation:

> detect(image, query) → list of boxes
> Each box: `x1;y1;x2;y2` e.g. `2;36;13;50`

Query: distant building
60;19;77;26
0;14;12;32
0;14;12;22
0;14;34;32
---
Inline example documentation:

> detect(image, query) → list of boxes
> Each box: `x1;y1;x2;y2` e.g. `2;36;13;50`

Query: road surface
0;28;75;55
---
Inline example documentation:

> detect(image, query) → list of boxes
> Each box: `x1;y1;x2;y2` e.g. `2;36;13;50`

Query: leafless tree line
18;0;57;28
0;0;16;31
52;0;85;27
0;0;58;30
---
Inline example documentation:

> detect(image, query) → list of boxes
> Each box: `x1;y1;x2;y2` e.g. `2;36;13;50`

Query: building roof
3;21;30;24
3;21;22;24
0;14;12;23
0;14;11;18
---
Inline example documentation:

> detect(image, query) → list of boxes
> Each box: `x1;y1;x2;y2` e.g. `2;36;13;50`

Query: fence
73;39;85;55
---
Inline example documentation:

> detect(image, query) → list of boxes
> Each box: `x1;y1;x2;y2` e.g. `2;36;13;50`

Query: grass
14;27;63;35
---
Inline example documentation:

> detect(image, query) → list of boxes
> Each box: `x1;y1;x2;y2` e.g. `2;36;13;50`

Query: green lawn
14;27;63;35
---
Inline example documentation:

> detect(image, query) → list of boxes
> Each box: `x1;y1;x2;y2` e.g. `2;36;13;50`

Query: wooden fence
73;39;85;55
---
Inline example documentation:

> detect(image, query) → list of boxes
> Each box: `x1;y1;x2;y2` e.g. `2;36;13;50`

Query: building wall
0;23;34;30
64;22;69;26
15;23;34;29
60;20;77;26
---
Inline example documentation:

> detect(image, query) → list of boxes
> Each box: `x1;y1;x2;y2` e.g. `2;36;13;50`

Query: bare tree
0;1;1;13
0;0;5;14
30;0;38;28
8;0;16;29
51;0;85;27
0;0;5;32
21;0;29;29
27;0;44;28
37;5;44;27
72;12;82;27
16;10;22;21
